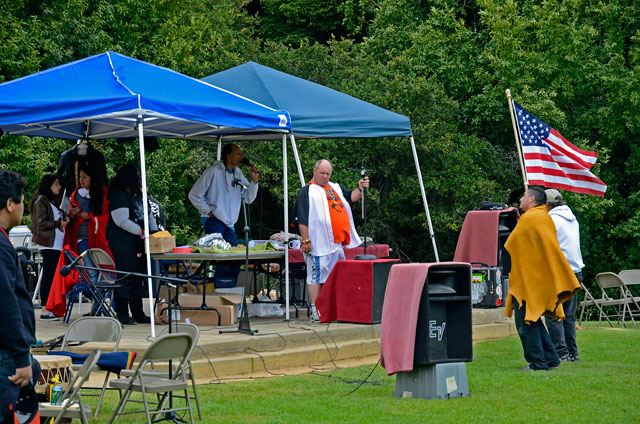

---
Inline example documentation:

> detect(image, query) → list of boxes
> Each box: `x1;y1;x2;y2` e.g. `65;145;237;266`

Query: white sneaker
310;310;320;322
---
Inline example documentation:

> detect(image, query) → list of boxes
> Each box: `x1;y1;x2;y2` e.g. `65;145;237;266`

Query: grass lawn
93;323;640;423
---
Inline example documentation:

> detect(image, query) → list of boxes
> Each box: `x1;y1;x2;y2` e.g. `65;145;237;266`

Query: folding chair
109;333;195;424
39;348;102;424
63;250;119;323
578;280;613;327
59;316;123;417
594;272;636;327
120;323;202;420
618;269;640;316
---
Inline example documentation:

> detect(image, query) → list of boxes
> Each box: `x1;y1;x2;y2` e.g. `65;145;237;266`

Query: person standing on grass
544;189;584;362
504;186;580;371
293;159;368;322
0;169;37;417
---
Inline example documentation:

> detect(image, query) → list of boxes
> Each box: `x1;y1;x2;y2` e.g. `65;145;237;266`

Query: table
315;259;400;324
151;251;287;324
286;244;391;263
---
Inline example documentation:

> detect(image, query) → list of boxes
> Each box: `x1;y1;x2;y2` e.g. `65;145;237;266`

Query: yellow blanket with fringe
504;205;580;323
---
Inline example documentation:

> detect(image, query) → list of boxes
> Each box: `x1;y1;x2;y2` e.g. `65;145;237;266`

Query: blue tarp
0;52;291;140
202;61;412;139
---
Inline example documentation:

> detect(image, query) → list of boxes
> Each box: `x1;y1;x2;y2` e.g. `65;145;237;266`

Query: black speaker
370;261;397;323
497;210;518;274
414;264;473;365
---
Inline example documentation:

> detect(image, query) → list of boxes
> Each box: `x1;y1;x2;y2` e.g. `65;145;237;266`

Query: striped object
513;101;607;196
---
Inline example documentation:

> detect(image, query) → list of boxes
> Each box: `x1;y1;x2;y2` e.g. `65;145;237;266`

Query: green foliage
1;0;639;295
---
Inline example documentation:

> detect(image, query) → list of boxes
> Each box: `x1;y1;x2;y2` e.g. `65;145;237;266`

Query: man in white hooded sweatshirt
189;144;259;285
544;189;584;362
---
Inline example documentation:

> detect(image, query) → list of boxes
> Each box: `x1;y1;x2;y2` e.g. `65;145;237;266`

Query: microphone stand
354;162;377;260
220;183;258;335
154;282;186;424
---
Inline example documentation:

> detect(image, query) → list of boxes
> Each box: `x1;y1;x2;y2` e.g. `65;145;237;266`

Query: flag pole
506;89;528;190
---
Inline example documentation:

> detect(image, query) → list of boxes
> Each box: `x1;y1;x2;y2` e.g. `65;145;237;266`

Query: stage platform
34;306;516;382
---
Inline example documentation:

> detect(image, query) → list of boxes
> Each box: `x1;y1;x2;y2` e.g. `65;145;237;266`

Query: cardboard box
156;301;236;326
146;236;176;254
178;293;243;325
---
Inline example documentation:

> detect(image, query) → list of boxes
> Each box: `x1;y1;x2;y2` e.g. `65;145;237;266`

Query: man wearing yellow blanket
505;186;581;371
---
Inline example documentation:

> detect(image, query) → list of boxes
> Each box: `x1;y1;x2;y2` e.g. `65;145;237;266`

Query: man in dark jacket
0;169;36;420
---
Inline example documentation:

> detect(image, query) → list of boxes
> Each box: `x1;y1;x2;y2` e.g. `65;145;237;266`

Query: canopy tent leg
216;136;222;161
290;133;306;187
283;134;290;321
410;136;439;262
137;115;156;338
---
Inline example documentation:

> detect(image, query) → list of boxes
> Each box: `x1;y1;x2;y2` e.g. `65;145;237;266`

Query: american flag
513;101;607;196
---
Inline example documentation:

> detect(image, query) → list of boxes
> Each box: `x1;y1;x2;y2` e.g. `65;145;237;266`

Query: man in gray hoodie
544;189;584;362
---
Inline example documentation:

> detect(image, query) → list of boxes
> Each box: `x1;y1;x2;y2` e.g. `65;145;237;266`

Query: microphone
59;250;89;277
241;157;251;167
233;179;248;190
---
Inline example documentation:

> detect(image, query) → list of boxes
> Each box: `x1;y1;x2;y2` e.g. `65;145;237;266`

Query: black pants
108;237;146;314
39;249;61;308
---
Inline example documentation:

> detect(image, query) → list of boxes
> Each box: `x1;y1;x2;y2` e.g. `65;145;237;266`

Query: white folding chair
109;333;195;424
59;316;122;416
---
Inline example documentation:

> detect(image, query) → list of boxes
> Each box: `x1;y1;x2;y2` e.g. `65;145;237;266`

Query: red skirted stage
315;259;400;324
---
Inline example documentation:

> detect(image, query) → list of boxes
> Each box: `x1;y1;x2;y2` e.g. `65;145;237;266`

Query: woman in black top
107;164;156;325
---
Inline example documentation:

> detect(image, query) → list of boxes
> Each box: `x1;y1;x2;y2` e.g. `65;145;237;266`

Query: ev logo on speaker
429;320;446;341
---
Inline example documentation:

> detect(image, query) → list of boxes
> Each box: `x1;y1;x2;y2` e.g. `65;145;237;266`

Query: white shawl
307;182;361;256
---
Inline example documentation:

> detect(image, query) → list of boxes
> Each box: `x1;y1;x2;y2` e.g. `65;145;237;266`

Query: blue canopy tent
202;61;439;263
0;52;291;335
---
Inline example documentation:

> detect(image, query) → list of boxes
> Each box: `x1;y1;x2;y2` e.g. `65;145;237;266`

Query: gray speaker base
393;363;471;399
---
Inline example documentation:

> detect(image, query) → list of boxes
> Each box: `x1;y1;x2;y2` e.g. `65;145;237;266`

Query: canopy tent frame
0;52;292;338
205;61;440;321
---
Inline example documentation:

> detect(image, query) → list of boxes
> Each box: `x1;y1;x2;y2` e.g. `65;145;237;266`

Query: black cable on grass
343;359;381;396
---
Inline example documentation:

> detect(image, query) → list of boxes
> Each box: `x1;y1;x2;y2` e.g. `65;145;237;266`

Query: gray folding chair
618;269;640;316
120;323;202;420
39;348;102;424
109;333;195;424
60;316;122;416
578;279;613;327
594;272;636;327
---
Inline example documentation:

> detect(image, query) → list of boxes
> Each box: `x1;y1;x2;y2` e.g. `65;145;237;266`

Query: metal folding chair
109;333;195;424
120;323;202;420
63;250;119;323
594;272;635;327
39;348;102;424
578;279;613;326
59;316;123;417
618;269;640;317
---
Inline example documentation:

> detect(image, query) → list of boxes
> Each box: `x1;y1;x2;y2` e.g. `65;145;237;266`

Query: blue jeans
0;351;39;423
204;216;239;287
546;272;581;358
513;299;560;370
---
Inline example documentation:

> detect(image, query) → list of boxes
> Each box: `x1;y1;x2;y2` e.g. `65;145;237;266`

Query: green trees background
1;0;638;290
